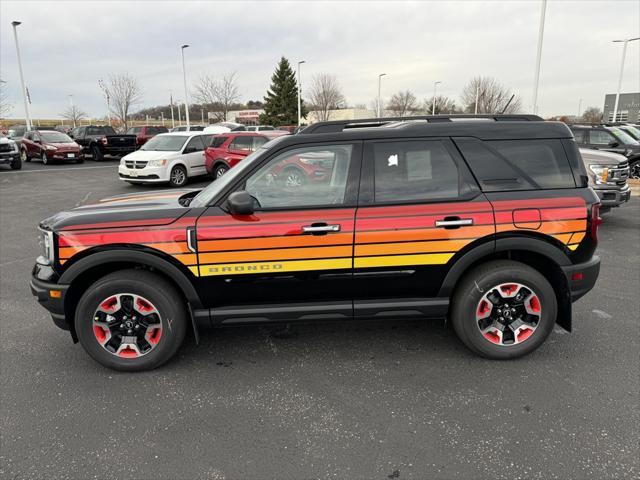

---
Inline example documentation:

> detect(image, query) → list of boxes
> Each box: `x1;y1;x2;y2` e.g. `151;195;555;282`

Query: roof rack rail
301;114;544;134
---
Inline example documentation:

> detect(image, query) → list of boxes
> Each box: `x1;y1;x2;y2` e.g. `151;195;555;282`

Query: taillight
101;137;108;145
590;203;602;242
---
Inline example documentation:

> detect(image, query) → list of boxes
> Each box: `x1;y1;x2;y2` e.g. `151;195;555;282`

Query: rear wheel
213;163;229;179
75;270;187;371
169;164;187;187
91;145;104;161
450;260;557;359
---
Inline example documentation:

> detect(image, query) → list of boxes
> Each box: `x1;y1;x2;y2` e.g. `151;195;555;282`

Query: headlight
120;158;126;166
9;141;18;152
45;145;57;151
147;159;167;167
588;165;608;185
37;227;55;265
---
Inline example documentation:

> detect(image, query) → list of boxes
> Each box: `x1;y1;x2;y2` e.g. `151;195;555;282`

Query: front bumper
594;184;631;209
50;151;80;161
0;152;20;164
30;262;69;330
118;164;168;183
561;255;600;302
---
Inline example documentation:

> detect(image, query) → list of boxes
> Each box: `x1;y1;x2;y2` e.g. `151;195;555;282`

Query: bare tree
60;105;87;127
308;74;345;122
580;107;603;123
460;76;522;114
387;90;418;117
107;73;143;129
424;95;459;115
192;72;240;122
0;78;12;118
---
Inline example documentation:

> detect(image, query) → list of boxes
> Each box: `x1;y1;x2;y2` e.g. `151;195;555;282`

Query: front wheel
450;260;557;359
169;164;187;187
10;155;22;170
75;270;187;371
21;148;30;162
41;151;51;165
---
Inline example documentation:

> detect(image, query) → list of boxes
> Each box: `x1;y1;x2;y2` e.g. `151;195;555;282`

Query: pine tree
259;57;307;126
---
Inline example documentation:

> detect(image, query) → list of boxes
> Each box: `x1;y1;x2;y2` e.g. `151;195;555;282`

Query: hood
122;150;176;161
0;137;13;145
41;189;198;231
579;148;626;165
47;142;79;149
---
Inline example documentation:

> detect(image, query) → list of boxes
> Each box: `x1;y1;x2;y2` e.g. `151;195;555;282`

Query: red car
204;131;288;178
21;130;82;165
126;125;169;147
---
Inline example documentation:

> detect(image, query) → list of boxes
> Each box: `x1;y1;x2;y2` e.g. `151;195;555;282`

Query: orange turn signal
49;290;62;298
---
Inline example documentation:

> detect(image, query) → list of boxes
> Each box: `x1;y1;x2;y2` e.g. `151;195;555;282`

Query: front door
587;129;626;155
194;142;361;323
352;138;491;317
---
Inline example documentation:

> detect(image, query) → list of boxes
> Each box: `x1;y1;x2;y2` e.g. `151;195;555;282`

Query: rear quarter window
455;138;576;191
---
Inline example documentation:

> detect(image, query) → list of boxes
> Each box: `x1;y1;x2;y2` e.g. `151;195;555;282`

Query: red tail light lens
590;203;602;242
101;137;108;145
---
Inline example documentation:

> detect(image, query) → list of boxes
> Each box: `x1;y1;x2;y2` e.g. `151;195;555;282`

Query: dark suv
69;125;137;161
31;115;601;371
569;124;640;179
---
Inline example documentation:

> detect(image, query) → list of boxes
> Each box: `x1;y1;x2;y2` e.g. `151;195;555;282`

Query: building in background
306;108;376;124
603;93;640;123
215;109;265;125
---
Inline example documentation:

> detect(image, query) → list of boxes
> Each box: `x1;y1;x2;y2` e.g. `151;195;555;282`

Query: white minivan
118;132;212;187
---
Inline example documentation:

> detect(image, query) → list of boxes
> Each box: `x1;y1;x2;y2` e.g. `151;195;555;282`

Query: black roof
273;115;572;148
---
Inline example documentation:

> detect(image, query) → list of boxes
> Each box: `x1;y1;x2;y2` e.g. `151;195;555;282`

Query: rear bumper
562;255;600;302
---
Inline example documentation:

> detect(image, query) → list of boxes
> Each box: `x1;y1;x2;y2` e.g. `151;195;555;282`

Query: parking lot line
2;165;116;174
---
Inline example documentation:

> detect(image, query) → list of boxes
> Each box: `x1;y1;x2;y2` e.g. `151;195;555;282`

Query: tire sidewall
75;274;186;371
41;152;49;165
452;264;557;359
214;163;228;178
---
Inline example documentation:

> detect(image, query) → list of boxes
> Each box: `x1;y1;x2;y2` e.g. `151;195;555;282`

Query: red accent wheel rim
475;282;542;346
92;293;163;359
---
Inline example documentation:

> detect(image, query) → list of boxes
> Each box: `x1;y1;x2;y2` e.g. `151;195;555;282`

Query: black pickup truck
68;125;137;161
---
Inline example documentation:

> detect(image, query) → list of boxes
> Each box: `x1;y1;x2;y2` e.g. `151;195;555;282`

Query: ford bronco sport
31;115;602;371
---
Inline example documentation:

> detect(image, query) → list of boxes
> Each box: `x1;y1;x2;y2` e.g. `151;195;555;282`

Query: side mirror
608;140;619;148
227;190;254;216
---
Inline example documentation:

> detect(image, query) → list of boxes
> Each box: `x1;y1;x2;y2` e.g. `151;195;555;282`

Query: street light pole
532;0;547;115
181;44;190;129
612;37;639;122
432;81;441;115
11;21;32;131
69;94;75;127
377;73;386;118
297;60;306;126
577;98;582;119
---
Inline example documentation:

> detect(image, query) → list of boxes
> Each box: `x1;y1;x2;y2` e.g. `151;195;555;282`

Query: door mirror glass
227;190;255;215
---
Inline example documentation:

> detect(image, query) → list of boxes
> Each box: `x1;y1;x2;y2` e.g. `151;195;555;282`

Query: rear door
353;138;491;317
194;142;361;323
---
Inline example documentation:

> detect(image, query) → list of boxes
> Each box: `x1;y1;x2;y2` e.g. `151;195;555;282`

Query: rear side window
456;138;575;191
370;140;466;203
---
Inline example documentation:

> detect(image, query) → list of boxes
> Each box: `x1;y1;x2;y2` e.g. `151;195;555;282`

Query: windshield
190;136;289;207
40;131;73;143
87;126;116;136
608;127;639;145
620;125;640;141
141;135;187;151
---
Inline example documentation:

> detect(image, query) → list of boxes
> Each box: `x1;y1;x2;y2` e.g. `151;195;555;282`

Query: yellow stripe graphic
355;253;454;268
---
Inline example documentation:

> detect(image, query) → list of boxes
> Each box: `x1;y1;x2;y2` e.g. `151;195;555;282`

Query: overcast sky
1;0;639;120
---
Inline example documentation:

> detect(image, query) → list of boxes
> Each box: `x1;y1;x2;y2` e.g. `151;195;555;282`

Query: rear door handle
302;223;341;234
435;218;474;229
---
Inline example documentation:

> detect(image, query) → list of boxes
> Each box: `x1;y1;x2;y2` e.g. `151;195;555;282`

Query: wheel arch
440;235;572;331
60;248;204;341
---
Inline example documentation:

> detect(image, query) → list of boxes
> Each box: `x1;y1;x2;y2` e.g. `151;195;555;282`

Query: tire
213;163;229;179
41;151;51;165
10;156;22;170
169;164;188;187
74;270;187;371
91;145;104;161
450;260;557;359
76;156;84;164
280;167;307;188
21;148;30;162
629;159;640;180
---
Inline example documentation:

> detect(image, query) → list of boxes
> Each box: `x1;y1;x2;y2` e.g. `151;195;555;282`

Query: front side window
244;144;353;209
572;129;586;144
589;130;615;145
185;136;205;152
371;140;461;203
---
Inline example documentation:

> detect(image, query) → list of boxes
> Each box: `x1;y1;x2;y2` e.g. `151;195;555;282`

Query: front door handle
302;223;341;235
435;218;474;229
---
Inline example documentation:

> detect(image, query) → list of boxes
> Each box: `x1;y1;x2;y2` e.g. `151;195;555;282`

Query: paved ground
1;159;638;480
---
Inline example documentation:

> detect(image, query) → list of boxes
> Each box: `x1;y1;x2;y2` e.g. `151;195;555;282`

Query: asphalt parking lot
1;159;638;480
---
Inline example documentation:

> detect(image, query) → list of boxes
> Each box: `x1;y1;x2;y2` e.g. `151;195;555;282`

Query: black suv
569;124;640;179
31;115;601;371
